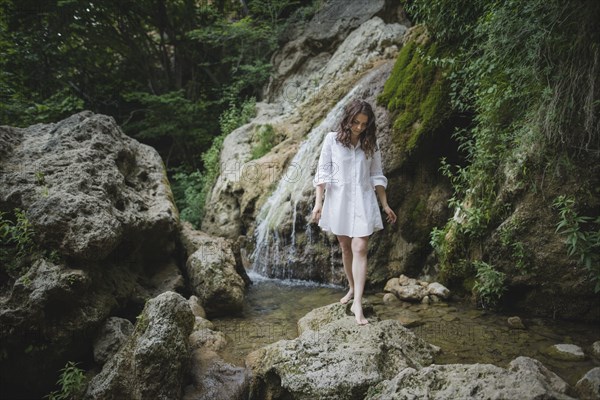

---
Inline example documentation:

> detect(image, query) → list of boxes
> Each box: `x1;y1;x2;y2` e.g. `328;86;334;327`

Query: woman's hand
311;204;322;223
382;205;397;224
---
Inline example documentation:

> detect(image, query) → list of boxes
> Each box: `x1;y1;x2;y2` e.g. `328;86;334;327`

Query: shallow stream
212;272;599;387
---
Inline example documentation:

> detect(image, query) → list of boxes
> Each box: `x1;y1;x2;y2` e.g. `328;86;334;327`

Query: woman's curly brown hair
336;99;378;158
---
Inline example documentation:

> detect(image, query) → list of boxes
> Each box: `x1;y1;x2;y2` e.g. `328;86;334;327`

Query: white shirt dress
313;131;388;237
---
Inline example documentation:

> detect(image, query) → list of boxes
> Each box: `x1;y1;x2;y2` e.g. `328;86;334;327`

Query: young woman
311;99;397;325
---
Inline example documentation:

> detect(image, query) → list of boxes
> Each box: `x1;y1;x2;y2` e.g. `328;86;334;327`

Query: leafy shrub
45;361;87;400
170;98;256;228
553;195;600;292
472;260;506;309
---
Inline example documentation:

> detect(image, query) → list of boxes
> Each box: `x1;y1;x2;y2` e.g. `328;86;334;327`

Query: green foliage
45;361;87;400
122;90;213;167
553;195;600;292
498;218;530;271
472;260;506;309
251;124;276;159
1;208;64;277
378;37;452;153
171;169;204;227
169;98;256;228
408;0;599;295
0;208;35;276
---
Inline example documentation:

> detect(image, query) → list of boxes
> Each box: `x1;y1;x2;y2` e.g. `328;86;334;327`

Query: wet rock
544;343;586;361
575;367;600;400
180;222;245;317
366;356;574;400
85;292;194;400
246;302;435;399
507;316;526;330
421;295;431;305
394;310;423;327
93;317;134;365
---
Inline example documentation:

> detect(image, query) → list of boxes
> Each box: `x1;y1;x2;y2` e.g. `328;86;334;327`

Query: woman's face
350;113;369;136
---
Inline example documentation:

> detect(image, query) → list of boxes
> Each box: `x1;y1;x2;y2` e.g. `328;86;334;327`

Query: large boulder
246;302;435;399
0;110;179;262
366;356;574;400
85;291;195;400
0;111;185;398
180;222;247;317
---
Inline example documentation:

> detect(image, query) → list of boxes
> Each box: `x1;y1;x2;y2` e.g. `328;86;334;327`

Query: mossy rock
377;28;453;155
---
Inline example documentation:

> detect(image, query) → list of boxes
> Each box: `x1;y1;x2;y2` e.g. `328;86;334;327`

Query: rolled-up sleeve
370;146;388;189
313;133;337;187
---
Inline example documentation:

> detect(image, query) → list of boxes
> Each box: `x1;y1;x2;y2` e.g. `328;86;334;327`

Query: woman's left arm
375;185;397;224
370;146;397;224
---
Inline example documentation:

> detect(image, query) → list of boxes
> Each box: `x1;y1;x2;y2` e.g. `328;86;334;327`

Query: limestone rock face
0;111;178;262
85;292;195;400
180;222;246;317
366;356;574;400
0;111;185;398
266;0;406;105
246;302;435;400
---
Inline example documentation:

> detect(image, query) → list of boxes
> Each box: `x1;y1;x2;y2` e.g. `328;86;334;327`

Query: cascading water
250;67;386;280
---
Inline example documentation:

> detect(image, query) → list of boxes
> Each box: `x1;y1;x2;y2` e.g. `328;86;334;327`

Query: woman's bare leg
336;235;354;304
350;236;369;325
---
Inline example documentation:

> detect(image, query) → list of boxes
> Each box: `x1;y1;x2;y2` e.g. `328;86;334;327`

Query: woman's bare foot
340;289;354;304
350;302;369;325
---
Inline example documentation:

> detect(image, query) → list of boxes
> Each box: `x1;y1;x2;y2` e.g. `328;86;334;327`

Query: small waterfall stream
250;82;367;280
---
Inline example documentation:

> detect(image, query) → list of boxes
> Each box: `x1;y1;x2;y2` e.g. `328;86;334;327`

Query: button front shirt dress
313;131;388;237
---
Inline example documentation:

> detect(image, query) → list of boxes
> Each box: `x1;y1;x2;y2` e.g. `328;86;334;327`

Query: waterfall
250;82;369;279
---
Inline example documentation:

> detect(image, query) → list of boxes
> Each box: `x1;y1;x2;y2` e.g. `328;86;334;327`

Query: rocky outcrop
180;222;247;317
0;111;184;398
246;302;436;399
266;0;408;105
0;111;178;262
365;356;574;400
85;292;194;400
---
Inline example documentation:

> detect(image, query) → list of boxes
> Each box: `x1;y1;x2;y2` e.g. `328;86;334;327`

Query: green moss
251;124;276;160
377;36;452;154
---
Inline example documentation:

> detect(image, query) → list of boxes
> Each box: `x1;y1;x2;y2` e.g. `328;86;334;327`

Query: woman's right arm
311;133;334;222
311;184;325;222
